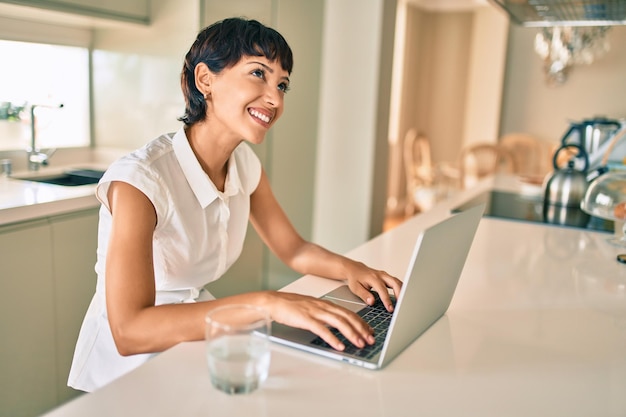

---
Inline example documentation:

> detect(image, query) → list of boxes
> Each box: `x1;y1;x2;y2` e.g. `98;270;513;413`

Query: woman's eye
252;69;264;79
278;83;290;93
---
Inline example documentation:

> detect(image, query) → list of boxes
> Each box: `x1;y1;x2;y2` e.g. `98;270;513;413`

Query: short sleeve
95;158;169;221
234;143;262;195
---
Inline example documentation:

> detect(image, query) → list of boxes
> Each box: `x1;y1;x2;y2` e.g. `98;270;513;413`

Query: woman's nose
264;86;282;108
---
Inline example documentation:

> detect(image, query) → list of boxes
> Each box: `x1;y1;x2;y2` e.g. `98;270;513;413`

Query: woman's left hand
344;261;402;312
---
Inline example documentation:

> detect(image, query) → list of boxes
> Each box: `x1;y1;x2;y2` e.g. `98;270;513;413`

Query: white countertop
39;176;626;417
0;175;98;225
0;148;125;225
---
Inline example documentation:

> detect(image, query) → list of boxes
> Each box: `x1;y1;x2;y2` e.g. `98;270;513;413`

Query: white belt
155;287;215;305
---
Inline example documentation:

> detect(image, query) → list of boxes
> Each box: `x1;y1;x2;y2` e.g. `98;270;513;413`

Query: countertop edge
0;192;99;225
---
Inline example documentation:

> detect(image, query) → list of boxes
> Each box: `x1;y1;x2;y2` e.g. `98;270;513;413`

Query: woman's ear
194;63;212;99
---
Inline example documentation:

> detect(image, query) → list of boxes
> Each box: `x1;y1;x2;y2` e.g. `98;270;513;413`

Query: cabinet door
52;0;149;23
49;208;98;404
0;0;150;24
0;219;57;417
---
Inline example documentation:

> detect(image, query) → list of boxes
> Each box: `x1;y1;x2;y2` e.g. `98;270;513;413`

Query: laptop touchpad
322;285;367;313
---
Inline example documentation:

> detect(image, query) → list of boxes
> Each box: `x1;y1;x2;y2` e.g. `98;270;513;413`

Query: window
0;40;90;151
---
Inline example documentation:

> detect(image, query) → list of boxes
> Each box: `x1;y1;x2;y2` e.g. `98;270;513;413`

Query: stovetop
457;190;613;233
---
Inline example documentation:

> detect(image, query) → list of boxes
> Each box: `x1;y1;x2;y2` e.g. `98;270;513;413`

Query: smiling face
203;55;291;146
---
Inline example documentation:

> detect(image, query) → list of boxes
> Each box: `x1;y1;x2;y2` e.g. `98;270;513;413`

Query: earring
204;92;210;100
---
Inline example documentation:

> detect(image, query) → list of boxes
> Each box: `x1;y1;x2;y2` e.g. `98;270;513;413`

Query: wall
500;25;626;144
386;3;507;211
263;1;326;285
200;0;394;281
312;0;396;253
91;0;199;150
406;5;508;160
200;0;325;290
462;5;508;146
394;7;469;169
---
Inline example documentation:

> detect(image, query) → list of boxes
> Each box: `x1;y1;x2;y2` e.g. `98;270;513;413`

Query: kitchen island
38;175;626;417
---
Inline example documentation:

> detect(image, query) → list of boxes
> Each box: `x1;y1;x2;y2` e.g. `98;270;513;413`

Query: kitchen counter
0;175;98;226
39;175;626;417
0;148;125;226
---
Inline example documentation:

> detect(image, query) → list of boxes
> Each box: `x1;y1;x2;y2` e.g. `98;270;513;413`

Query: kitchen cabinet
0;0;150;25
0;208;98;417
50;209;98;404
0;219;57;417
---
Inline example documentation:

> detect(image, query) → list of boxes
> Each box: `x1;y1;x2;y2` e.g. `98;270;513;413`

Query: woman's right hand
265;291;374;351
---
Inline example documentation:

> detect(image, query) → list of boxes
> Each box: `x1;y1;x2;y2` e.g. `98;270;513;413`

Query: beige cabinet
50;209;98;404
0;0;150;24
0;208;98;417
0;219;57;417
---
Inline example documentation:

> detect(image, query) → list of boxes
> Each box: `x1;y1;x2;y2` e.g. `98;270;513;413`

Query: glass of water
205;304;271;395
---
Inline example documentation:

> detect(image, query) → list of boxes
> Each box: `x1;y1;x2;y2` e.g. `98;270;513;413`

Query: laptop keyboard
311;293;394;360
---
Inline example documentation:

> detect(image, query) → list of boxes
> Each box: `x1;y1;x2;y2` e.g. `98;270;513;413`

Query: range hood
489;0;626;26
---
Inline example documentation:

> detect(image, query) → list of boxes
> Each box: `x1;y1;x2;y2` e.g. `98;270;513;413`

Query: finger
351;283;376;306
274;296;350;351
321;306;375;348
383;274;403;302
371;284;395;312
371;273;402;312
274;294;375;350
300;302;373;349
308;321;346;351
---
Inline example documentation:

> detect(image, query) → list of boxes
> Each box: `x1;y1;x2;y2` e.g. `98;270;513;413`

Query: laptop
270;203;485;369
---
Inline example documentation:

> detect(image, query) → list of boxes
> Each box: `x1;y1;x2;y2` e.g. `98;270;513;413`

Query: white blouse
68;128;262;392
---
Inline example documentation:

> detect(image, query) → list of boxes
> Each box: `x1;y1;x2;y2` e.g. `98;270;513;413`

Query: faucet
28;103;63;171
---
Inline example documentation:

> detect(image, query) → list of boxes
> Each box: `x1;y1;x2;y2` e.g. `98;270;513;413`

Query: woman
68;17;401;392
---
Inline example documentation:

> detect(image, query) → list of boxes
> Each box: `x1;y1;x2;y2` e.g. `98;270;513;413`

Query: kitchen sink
14;168;105;186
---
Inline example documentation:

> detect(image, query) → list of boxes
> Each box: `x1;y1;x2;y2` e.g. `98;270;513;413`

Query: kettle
543;144;590;228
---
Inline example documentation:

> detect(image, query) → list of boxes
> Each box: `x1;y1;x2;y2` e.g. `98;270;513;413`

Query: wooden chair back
402;128;437;214
459;143;514;188
499;133;548;178
403;128;434;189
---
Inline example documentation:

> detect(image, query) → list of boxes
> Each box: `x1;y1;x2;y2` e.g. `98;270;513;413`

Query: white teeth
250;109;270;123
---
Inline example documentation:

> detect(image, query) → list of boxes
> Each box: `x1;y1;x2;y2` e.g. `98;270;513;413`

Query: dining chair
499;133;549;179
403;129;435;214
458;142;514;189
403;129;459;214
